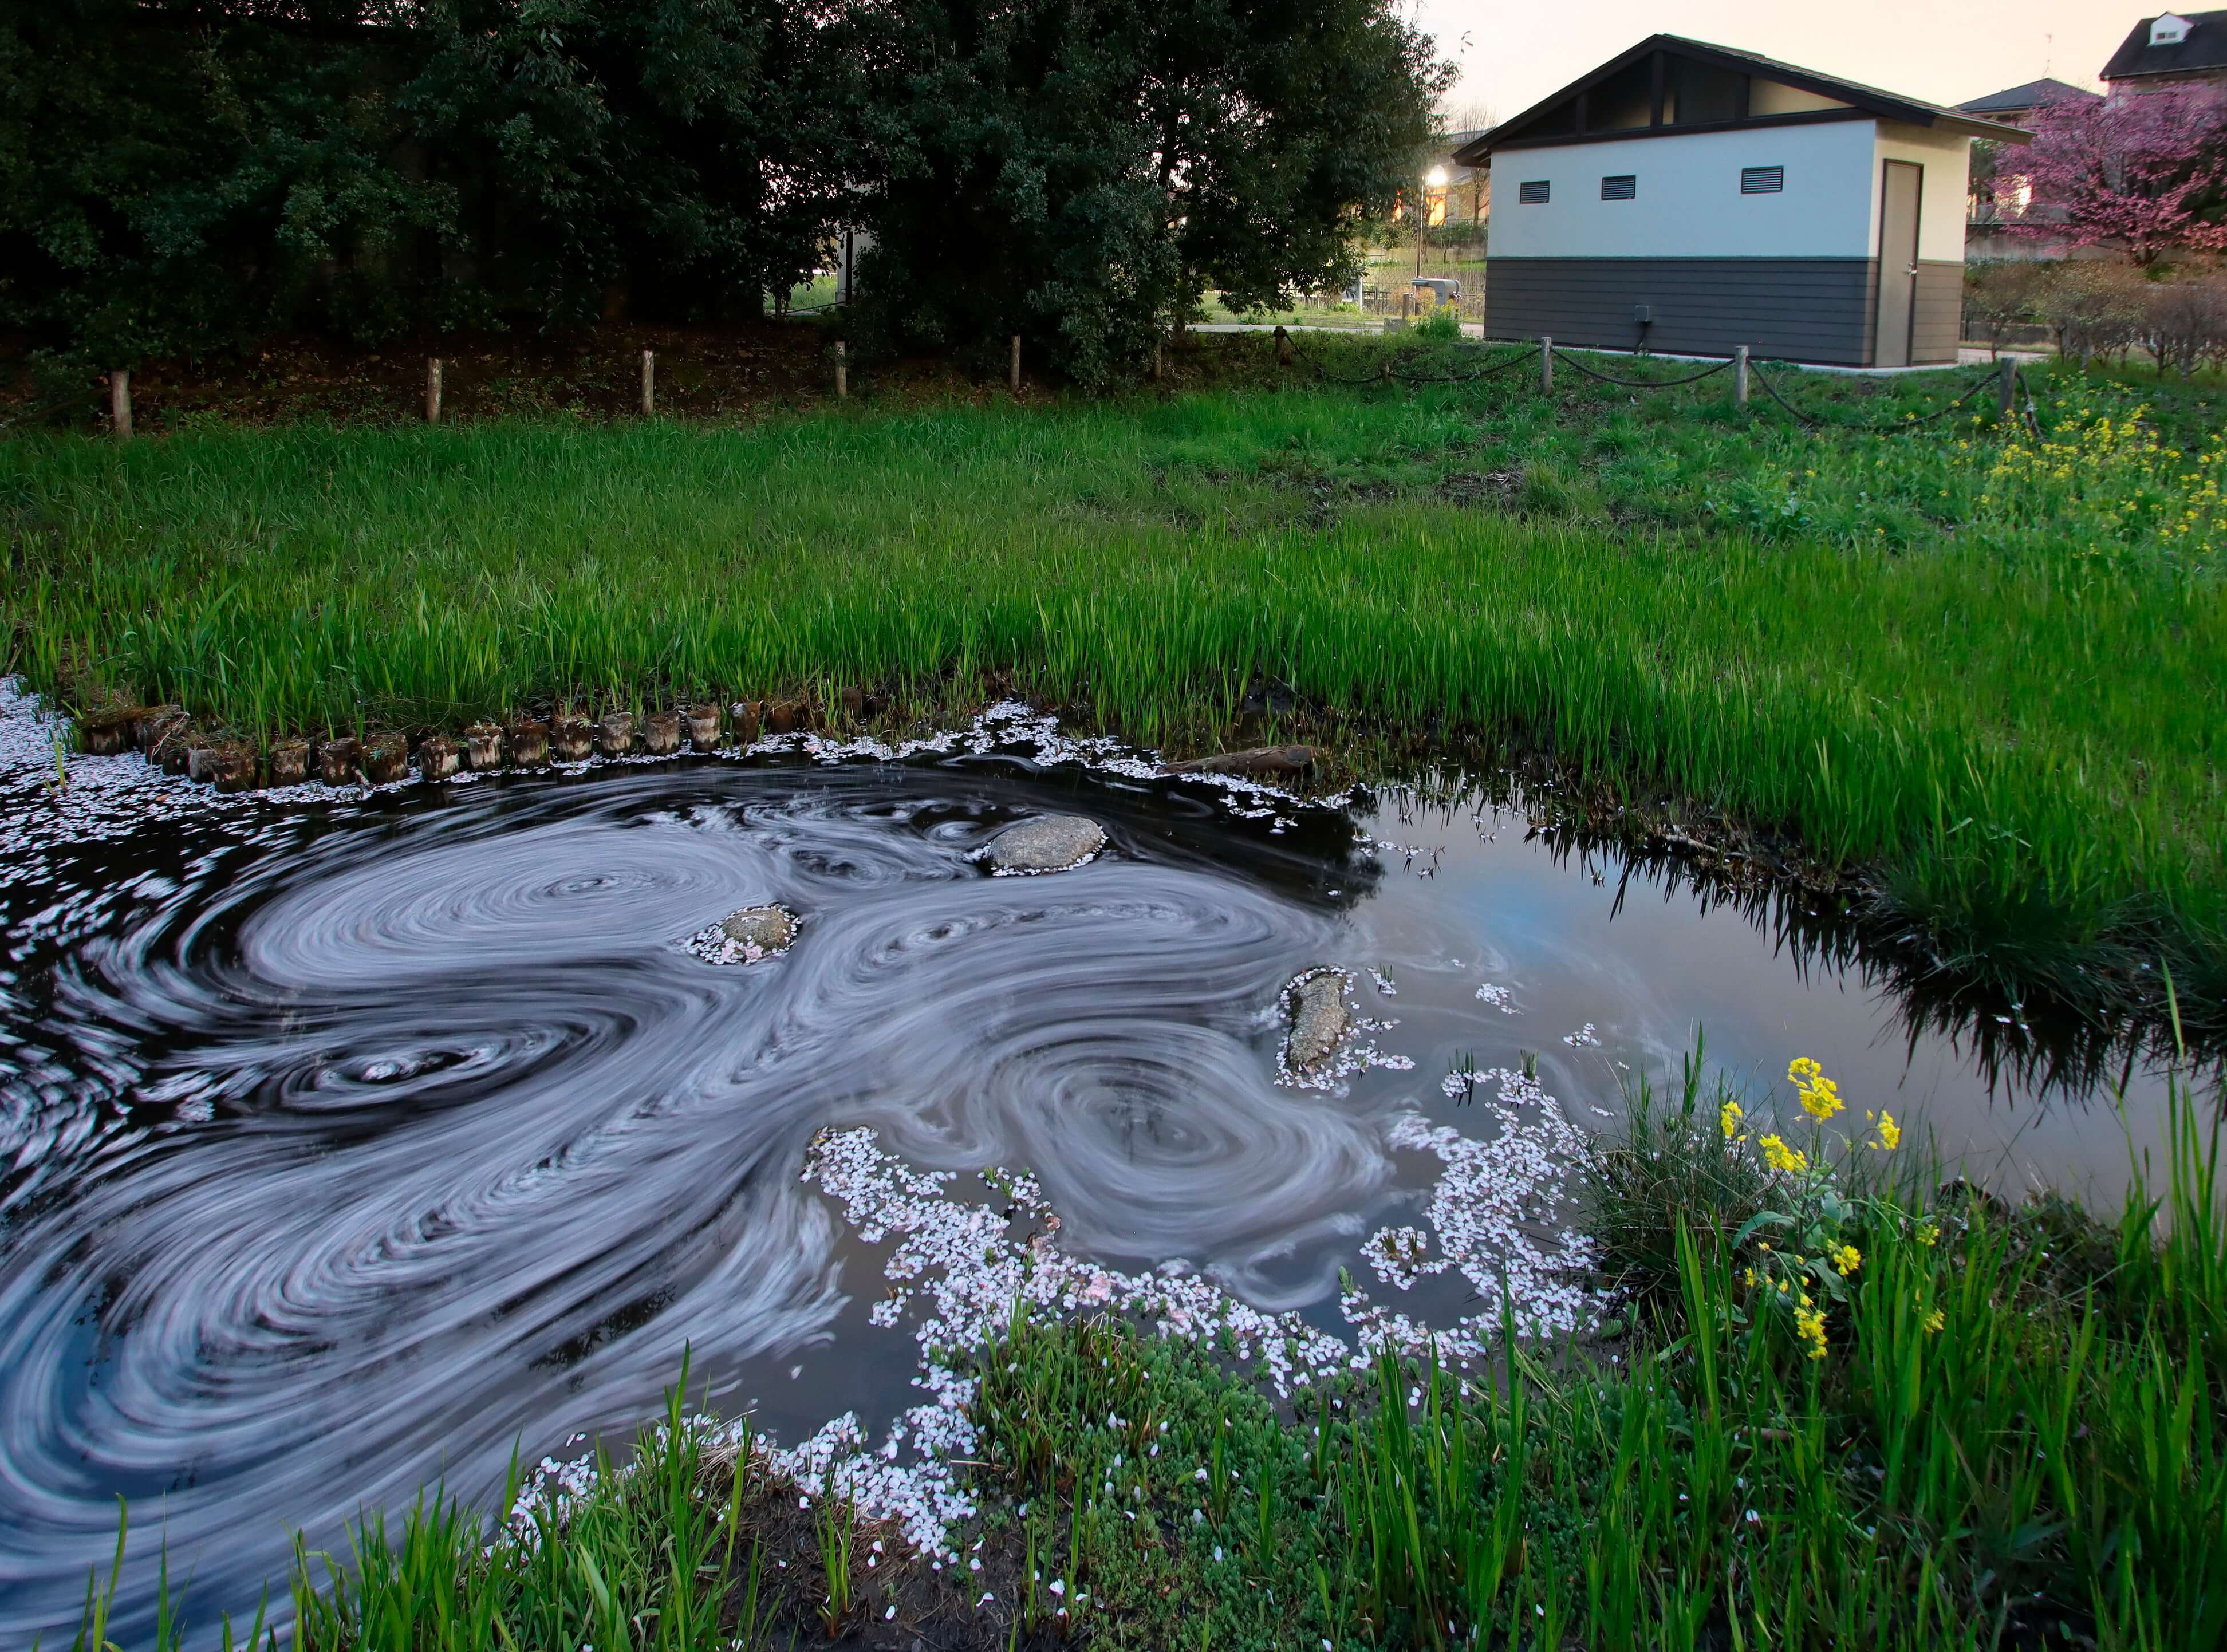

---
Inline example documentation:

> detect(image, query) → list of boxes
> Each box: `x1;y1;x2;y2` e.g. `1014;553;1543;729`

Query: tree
0;0;864;362
850;0;1449;387
2003;89;2227;266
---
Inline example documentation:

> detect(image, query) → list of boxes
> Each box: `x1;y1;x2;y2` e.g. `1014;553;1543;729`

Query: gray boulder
1284;970;1350;1072
720;905;799;956
985;814;1106;874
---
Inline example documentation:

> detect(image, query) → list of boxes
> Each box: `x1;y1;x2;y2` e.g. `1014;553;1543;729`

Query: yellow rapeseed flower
1794;1302;1828;1359
1830;1243;1861;1276
1924;1308;1945;1334
1720;1100;1744;1140
1759;1134;1807;1176
1872;1112;1902;1152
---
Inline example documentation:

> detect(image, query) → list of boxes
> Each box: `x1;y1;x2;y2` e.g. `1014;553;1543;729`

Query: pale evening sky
1416;0;2145;129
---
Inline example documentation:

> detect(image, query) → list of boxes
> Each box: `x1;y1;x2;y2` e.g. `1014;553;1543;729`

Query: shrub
2141;274;2227;375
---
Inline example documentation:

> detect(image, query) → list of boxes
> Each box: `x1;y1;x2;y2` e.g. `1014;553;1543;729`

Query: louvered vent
1600;174;1637;200
1741;165;1785;194
1519;180;1550;204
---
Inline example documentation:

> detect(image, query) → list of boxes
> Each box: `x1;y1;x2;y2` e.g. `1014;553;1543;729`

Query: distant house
1955;80;2100;259
2102;11;2227;101
1954;77;2102;126
1454;35;2024;366
1437;131;1491;227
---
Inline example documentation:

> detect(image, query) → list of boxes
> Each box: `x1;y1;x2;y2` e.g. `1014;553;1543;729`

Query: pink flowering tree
2004;89;2227;265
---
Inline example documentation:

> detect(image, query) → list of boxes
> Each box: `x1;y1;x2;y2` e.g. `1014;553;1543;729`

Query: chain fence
1291;334;2030;441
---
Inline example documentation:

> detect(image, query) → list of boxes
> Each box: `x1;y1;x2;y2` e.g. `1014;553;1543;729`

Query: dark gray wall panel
1487;256;1902;365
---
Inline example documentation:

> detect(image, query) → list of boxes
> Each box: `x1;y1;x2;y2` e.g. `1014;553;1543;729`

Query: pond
0;685;2179;1645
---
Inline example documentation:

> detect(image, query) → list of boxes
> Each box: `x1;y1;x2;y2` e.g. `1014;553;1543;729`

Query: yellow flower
1872;1112;1902;1152
1743;1267;1756;1287
1787;1056;1842;1121
1830;1243;1861;1276
1720;1100;1744;1140
1799;1075;1843;1122
1924;1308;1945;1334
1759;1134;1808;1176
1794;1302;1828;1359
1915;1221;1938;1248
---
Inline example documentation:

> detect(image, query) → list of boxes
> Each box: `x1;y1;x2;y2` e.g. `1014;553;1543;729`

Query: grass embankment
78;1060;2227;1651
3;337;2224;1038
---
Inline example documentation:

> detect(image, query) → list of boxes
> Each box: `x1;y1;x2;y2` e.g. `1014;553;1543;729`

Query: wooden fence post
425;358;443;424
835;340;848;399
1997;354;2016;420
109;369;132;440
641;349;656;416
1735;345;1749;409
1539;337;1552;395
1009;334;1022;395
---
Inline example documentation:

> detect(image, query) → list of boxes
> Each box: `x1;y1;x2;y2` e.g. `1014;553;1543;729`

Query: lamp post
1417;165;1448;283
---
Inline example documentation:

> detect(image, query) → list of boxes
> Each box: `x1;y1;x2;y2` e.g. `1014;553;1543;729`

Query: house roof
1453;33;2028;164
1955;77;2102;115
2103;11;2227;80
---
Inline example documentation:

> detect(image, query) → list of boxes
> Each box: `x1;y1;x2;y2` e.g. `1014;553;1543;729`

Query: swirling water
0;690;2176;1643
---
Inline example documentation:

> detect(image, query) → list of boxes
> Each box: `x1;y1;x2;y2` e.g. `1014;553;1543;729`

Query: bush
2141;274;2227;374
2035;262;2151;366
1962;259;2049;355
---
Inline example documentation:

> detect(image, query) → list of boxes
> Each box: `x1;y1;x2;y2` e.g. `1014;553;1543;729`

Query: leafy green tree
0;0;862;364
850;0;1449;386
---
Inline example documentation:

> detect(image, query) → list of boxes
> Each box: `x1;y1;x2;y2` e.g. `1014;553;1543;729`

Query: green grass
74;1055;2227;1651
4;337;2224;1035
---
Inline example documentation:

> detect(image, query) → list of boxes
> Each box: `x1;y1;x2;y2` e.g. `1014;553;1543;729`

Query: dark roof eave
1457;33;2025;161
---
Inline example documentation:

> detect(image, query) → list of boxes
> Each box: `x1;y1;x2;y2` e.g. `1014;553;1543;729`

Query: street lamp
1417;165;1449;280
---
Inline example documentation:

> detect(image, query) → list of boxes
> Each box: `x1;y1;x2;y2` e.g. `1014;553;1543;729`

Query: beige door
1875;160;1922;368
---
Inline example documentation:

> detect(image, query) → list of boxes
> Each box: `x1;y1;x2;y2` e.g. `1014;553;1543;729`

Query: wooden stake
1539;337;1552;394
108;369;132;440
425;358;443;424
1997;354;2016;420
1009;334;1021;395
835;340;848;399
641;349;656;416
1735;344;1749;410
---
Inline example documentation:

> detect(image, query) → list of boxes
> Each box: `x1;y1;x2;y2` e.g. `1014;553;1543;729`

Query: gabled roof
2103;10;2227;80
1454;33;2028;164
1955;77;2102;115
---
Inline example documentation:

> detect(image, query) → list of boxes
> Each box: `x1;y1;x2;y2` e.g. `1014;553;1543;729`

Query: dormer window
2152;12;2192;46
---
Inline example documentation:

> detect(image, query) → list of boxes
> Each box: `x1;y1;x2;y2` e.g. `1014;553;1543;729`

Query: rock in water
1160;744;1317;778
1283;969;1350;1072
985;814;1107;874
719;905;799;957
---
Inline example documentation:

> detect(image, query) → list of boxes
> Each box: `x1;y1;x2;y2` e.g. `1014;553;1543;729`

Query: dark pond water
0;690;2178;1644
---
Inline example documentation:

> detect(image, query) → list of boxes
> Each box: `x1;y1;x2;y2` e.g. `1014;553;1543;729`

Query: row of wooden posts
102;333;1040;436
101;336;2020;436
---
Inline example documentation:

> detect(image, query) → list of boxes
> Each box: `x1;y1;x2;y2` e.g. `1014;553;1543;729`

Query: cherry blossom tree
2004;89;2227;265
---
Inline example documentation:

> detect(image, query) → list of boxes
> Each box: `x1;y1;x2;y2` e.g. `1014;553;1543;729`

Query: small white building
1456;36;2028;366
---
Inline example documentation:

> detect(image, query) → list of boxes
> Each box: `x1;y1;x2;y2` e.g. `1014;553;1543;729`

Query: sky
1416;0;2145;128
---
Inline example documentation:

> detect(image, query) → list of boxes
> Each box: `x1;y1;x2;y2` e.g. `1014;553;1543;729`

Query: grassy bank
76;1058;2227;1651
4;337;2224;1038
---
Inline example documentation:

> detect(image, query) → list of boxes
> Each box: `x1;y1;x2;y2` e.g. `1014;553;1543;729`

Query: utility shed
1455;36;2028;366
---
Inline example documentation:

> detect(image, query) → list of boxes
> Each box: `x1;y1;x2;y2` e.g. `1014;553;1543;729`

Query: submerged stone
985;814;1106;873
720;904;799;957
1284;969;1349;1072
